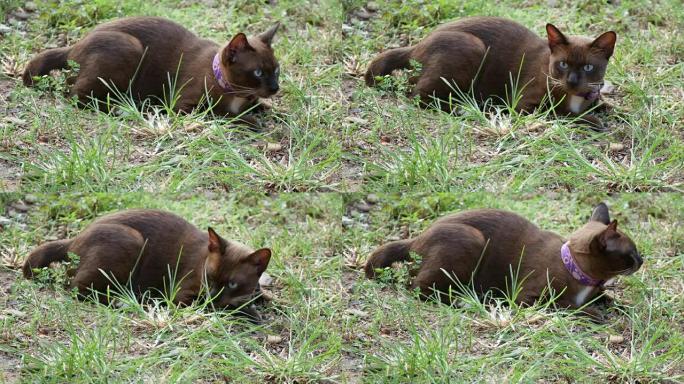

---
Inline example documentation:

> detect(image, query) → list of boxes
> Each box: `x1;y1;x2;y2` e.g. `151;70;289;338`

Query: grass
0;0;683;382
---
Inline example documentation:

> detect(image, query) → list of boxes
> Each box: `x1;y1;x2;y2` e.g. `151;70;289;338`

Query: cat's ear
607;219;618;231
207;227;227;254
225;33;254;63
590;202;611;225
205;227;226;275
247;248;271;274
590;31;617;58
546;23;568;51
597;220;619;249
258;22;280;46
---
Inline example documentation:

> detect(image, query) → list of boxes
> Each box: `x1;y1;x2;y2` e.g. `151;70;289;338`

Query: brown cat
365;17;616;130
23;209;271;319
365;203;642;317
23;17;280;122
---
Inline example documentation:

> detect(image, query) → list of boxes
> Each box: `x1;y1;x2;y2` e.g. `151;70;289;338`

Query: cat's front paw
237;114;261;129
593;100;613;113
592;290;615;307
579;115;606;132
233;304;263;324
580;305;606;323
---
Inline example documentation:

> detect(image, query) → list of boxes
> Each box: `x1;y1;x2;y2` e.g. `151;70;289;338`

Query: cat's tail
23;239;73;278
364;46;414;86
365;239;414;278
22;47;72;86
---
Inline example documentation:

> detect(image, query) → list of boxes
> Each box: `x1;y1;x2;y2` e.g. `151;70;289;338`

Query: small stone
265;142;282;152
545;191;559;199
12;11;30;21
366;1;379;11
609;143;624;152
607;335;624;344
0;216;11;227
345;308;369;318
344;116;368;125
342;216;354;228
525;122;546;132
355;202;371;212
11;202;29;212
3;309;27;318
259;288;274;301
354;9;372;20
366;194;379;204
601;81;616;95
183;122;203;132
0;24;11;35
259;272;273;287
266;335;282;344
24;2;37;11
24;194;38;204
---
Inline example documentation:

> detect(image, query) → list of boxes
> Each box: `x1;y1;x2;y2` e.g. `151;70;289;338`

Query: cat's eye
583;64;594;72
253;68;263;78
274;67;280;75
558;61;568;69
228;282;238;289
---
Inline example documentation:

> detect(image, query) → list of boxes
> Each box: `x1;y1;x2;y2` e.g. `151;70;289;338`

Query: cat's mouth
611;254;643;276
219;292;259;308
231;87;276;99
576;89;600;102
257;88;279;98
568;82;603;102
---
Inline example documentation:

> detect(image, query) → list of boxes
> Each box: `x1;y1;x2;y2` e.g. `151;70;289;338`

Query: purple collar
212;53;234;93
560;242;604;287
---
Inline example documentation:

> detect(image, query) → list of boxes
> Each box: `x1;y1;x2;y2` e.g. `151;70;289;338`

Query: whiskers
545;75;566;90
609;265;638;276
225;82;258;97
545;74;604;92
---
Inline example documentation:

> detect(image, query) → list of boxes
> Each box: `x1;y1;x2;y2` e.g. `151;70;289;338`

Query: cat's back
435;208;540;241
92;16;198;45
435;16;544;50
92;209;200;241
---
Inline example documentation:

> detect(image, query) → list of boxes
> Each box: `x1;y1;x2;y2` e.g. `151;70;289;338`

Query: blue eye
228;282;238;289
583;64;594;72
558;61;568;69
253;68;263;78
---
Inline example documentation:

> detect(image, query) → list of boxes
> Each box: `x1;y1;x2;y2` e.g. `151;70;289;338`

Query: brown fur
365;17;616;130
23;17;280;121
23;209;271;315
365;203;642;315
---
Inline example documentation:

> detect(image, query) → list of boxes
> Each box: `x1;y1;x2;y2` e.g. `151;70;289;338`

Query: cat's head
220;23;281;98
546;24;616;98
568;203;642;280
204;227;271;310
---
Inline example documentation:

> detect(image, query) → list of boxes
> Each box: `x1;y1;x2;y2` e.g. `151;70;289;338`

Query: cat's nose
636;253;643;267
268;83;279;93
567;72;580;87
